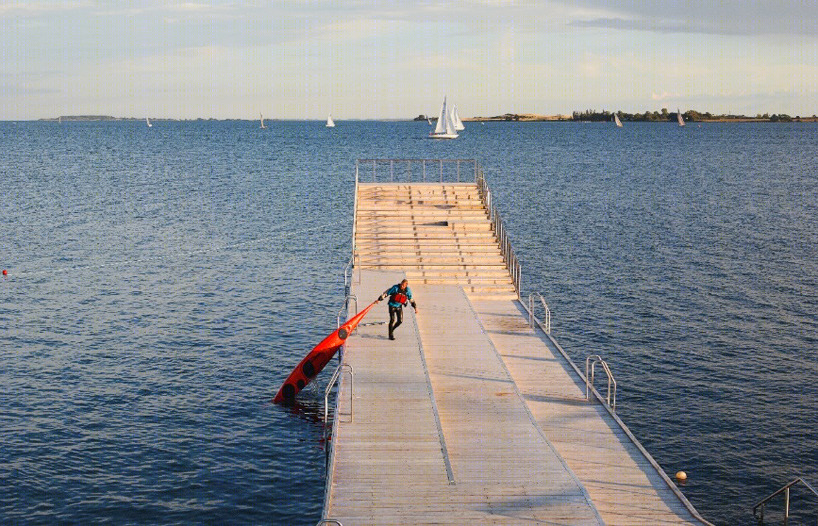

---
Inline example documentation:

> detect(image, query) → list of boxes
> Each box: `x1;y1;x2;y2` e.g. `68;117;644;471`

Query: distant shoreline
24;113;818;123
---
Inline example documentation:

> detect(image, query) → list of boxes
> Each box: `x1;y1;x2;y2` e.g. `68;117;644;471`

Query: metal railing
351;162;360;264
353;159;522;297
336;294;358;362
522;298;714;525
323;363;354;433
586;355;617;411
316;520;343;526
528;292;551;334
356;158;479;183
476;169;521;296
343;253;355;295
336;294;358;328
753;477;818;525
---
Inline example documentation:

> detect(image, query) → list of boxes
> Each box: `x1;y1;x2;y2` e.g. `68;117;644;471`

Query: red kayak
273;301;377;404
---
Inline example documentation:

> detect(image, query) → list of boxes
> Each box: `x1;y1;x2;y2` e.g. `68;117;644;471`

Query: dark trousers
388;306;403;337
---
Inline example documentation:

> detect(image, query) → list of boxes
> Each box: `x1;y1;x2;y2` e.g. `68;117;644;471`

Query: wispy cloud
652;91;680;101
563;0;818;36
0;1;90;17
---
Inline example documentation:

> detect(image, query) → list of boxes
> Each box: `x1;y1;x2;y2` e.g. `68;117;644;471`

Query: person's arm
377;286;393;302
407;289;418;312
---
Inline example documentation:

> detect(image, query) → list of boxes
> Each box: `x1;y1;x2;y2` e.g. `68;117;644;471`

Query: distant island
467;109;818;123
38;116;255;122
36;111;818;123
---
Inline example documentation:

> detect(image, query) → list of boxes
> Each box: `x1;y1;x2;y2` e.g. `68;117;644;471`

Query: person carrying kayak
377;279;418;340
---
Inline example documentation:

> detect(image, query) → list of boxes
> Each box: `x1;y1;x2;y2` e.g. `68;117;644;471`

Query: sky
1;0;817;120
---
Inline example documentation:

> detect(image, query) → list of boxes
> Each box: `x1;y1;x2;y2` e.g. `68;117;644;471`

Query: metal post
390;160;394;182
423;159;426;181
439;159;443;182
784;486;789;525
457;160;461;182
372;160;376;181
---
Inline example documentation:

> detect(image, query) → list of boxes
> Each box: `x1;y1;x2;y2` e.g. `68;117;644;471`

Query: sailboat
260;112;266;129
677;108;685;127
326;114;335;128
429;96;458;139
146;117;152;128
613;113;623;128
427;117;433;125
452;105;465;131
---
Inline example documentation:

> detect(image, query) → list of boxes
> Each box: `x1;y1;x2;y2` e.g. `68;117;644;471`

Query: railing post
784;486;789;525
439;159;443;182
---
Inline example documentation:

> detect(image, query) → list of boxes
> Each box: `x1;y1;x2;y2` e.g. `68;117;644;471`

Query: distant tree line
571;108;811;122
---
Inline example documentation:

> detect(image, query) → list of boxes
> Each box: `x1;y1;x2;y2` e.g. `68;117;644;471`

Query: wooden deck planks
325;273;603;525
471;299;706;526
322;181;711;525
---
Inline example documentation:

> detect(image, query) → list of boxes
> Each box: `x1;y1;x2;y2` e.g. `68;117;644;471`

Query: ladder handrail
586;354;617;411
336;294;358;362
316;520;343;526
523;304;714;526
323;363;354;433
528;292;551;334
336;294;359;328
753;477;818;523
343;253;355;295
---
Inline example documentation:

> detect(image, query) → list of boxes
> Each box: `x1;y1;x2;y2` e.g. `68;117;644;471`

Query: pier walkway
322;166;711;525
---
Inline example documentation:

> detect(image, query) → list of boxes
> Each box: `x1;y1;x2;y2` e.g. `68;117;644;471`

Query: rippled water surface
1;120;816;525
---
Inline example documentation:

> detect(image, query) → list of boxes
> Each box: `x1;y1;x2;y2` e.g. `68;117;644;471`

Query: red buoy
2;269;7;276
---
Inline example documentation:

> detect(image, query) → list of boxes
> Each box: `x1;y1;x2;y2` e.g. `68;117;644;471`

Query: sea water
1;120;816;525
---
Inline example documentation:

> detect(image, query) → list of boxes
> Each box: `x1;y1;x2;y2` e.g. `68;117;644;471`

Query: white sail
430;96;458;139
326;114;335;127
260;112;266;129
453;105;465;131
146;117;152;127
614;113;623;128
427;117;433;125
677;108;685;126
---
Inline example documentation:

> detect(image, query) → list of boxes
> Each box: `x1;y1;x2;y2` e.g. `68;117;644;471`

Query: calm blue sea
1;120;816;525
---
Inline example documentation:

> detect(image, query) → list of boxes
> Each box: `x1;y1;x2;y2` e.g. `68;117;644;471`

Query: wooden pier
322;167;712;525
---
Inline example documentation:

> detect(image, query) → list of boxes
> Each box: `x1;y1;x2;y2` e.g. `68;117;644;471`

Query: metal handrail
351;162;360;263
336;294;358;362
522;308;714;525
336;294;359;328
476;169;521;297
753;477;818;524
586;355;617;411
356;158;479;183
316;520;343;526
354;158;522;296
528;292;551;334
323;363;354;438
343;253;354;295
